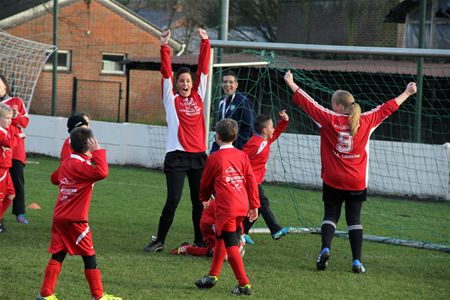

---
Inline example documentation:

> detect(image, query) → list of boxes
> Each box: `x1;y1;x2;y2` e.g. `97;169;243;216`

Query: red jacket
1;97;29;164
160;38;210;153
51;150;108;222
200;145;260;218
243;118;288;184
292;88;399;191
60;137;71;161
0;126;19;168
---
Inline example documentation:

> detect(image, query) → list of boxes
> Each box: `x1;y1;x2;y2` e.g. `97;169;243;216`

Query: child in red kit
37;127;121;300
195;118;259;296
0;103;22;232
60;112;90;161
242;110;293;244
171;198;246;258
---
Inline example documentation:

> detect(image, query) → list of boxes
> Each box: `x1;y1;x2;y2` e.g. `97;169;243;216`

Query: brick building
0;0;184;124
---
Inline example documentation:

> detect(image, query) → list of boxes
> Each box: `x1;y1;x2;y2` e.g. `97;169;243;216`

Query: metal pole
204;48;215;150
209;40;450;58
415;0;426;143
51;0;58;116
71;77;77;114
218;0;229;64
125;65;130;122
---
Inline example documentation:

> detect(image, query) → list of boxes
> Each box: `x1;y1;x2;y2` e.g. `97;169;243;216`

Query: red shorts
0;169;15;201
49;222;95;256
215;216;245;236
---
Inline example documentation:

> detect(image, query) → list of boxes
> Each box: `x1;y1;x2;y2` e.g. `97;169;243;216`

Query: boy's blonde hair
0;103;13;117
332;90;361;136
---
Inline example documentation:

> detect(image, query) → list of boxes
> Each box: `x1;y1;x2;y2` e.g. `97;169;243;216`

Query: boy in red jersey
0;75;29;224
144;28;210;253
284;70;417;273
241;110;292;244
195;118;259;296
171;198;246;258
0;103;22;232
37;127;121;300
60;112;90;161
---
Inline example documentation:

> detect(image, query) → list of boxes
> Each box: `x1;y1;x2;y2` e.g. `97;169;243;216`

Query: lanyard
221;94;235;119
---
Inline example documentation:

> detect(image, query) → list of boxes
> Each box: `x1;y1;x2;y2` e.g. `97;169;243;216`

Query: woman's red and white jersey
1;97;29;164
60;137;71;161
243;119;288;184
200;145;260;218
0;126;17;168
292;88;399;191
51;150;108;222
160;38;210;153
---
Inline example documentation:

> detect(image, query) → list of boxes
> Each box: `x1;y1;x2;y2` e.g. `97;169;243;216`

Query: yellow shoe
96;293;122;300
37;294;58;300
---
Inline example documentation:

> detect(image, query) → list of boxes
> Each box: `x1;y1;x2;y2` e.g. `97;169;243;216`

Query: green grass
0;155;449;299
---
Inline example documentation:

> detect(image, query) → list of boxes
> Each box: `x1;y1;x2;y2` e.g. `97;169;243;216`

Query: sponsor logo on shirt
224;166;244;191
178;97;201;116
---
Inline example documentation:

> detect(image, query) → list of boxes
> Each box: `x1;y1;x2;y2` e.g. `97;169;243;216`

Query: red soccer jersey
199;145;260;218
292;88;399;191
160;38;210;153
51;150;108;222
0;126;18;168
243;119;288;184
1;97;29;164
60;137;71;161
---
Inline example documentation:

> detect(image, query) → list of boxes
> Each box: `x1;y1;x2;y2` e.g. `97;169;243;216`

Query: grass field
0;155;449;299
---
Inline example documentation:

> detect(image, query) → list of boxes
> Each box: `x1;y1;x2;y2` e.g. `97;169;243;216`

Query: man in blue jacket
210;71;254;153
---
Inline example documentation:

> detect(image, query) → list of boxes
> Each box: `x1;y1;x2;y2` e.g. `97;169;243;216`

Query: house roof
384;0;450;23
0;0;185;53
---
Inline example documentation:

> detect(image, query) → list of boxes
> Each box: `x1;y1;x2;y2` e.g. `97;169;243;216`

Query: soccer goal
205;40;450;251
0;31;56;111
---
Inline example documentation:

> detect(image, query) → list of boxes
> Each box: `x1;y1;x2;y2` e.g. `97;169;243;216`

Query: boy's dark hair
0;75;11;96
254;114;272;134
216;118;238;143
223;70;236;79
176;67;191;81
70;127;93;154
67;113;89;133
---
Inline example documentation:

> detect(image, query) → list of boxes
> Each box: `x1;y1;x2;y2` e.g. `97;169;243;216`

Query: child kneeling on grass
171;198;246;258
37;127;121;300
195;118;260;296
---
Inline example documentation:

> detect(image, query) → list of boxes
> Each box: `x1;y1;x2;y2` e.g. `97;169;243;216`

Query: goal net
0;31;56;111
207;41;450;251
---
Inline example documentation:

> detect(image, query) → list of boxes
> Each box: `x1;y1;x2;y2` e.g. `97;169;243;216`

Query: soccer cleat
272;227;293;240
243;234;255;245
143;240;164;252
195;275;218;289
36;294;58;300
316;247;330;271
352;259;366;273
170;242;190;255
0;219;5;233
16;214;29;224
94;293;122;300
231;284;252;296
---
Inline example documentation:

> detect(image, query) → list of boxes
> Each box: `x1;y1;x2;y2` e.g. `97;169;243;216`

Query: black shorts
322;182;367;204
163;151;207;172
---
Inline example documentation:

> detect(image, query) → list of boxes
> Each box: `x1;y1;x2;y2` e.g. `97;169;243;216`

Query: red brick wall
7;0;167;123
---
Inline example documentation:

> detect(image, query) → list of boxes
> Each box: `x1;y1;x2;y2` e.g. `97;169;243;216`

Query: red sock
85;269;104;300
40;259;62;297
209;238;226;277
0;198;12;218
226;245;249;286
187;246;210;256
